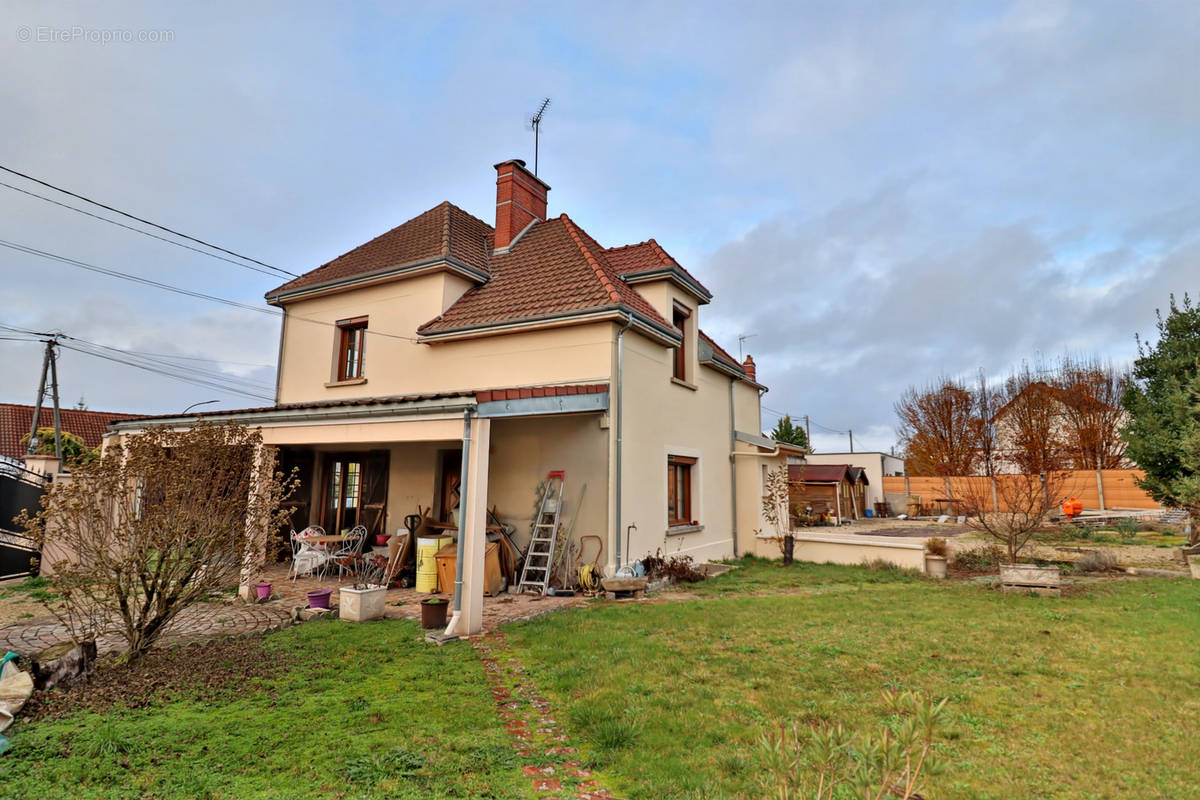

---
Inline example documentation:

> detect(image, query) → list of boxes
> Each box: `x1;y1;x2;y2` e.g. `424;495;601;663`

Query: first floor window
336;317;367;381
667;455;696;526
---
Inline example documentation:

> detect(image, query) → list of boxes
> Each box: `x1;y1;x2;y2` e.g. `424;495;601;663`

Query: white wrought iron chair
289;525;331;582
330;524;368;580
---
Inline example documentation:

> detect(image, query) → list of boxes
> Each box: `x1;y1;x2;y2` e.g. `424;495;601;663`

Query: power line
0;178;291;280
0;322;275;398
0;237;422;344
0;164;297;278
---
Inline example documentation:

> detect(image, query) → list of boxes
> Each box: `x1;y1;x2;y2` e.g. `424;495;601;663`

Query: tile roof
265;202;493;298
417;215;674;336
0;403;140;460
113;384;610;424
604;239;712;299
698;330;744;374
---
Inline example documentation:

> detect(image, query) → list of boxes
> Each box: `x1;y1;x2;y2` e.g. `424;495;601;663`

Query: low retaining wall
785;533;927;573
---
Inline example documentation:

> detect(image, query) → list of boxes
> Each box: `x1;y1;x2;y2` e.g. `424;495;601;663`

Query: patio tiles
259;563;585;631
0;602;293;659
474;632;619;800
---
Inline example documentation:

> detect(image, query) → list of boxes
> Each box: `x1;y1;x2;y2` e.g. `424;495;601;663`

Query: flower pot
340;585;387;622
1187;554;1200;580
255;582;272;600
420;597;449;629
306;588;333;609
375;534;390;547
924;554;947;579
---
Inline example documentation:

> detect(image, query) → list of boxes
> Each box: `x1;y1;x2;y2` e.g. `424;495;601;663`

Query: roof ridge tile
560;214;623;305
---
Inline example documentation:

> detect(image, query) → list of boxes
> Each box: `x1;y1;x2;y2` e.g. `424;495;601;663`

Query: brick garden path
474;632;616;800
0;602;293;658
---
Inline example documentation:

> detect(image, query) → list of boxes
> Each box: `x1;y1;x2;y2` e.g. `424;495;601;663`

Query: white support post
238;442;274;601
459;418;491;635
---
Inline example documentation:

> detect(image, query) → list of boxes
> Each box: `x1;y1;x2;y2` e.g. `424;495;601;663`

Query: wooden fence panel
880;470;1159;512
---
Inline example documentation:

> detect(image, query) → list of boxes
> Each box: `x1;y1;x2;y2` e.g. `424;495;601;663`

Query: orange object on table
1060;497;1083;519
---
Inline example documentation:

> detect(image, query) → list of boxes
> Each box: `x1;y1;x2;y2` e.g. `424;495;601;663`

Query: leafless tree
895;378;982;476
19;422;295;660
953;471;1069;563
1054;355;1130;469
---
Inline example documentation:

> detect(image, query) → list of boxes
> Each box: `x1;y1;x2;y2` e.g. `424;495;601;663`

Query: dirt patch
854;526;967;538
20;635;290;721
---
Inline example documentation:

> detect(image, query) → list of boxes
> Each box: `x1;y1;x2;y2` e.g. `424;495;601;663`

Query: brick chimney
742;355;756;381
493;159;550;252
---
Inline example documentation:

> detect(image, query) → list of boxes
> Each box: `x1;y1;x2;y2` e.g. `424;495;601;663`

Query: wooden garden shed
788;463;870;523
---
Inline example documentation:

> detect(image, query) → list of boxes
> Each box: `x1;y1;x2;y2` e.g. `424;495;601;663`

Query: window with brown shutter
672;304;690;381
335;317;367;381
667;454;697;526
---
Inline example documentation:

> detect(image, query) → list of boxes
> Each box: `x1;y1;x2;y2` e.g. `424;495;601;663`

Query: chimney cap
494;158;551;191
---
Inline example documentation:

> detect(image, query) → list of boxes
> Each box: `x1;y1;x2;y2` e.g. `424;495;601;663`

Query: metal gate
0;460;46;580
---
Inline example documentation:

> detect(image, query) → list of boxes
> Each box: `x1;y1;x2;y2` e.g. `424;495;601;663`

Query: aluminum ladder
517;470;565;594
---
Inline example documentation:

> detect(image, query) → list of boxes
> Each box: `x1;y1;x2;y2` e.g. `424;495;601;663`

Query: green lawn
505;558;1200;799
3;619;527;800
6;561;1198;799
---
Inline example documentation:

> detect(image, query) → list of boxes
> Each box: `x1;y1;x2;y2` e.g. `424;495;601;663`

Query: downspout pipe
729;379;738;557
444;408;473;637
614;313;634;568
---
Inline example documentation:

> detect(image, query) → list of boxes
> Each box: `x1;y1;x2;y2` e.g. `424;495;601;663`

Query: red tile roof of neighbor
113;384;610;424
265;202;494;297
0;403;140;460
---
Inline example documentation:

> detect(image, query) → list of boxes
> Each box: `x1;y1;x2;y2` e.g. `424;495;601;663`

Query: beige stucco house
109;158;797;635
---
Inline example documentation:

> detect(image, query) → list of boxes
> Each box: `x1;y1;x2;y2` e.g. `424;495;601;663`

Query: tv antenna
528;97;551;176
738;333;757;359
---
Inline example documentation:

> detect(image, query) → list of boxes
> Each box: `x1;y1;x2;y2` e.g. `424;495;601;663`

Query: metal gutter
729;378;739;558
418;305;681;348
265;256;490;305
476;392;608;419
618;266;713;303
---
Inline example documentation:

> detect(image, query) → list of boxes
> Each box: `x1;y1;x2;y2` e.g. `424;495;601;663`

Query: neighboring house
109;158;799;634
0;403;139;465
797;451;905;514
990;381;1130;473
788;463;865;523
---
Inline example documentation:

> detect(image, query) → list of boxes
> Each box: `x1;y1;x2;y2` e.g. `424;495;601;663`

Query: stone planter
340;585;387;622
1000;563;1061;596
1187;554;1200;580
924;554;947;579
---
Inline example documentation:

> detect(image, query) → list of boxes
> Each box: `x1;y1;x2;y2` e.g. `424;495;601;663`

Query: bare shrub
1074;550;1118;573
18;422;295;660
953;471;1070;562
950;544;1006;572
924;536;949;557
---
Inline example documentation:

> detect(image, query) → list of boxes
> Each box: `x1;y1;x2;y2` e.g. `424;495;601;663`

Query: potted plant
924;537;948;579
340;583;387;622
420;596;448;629
306;588;333;610
254;581;272;601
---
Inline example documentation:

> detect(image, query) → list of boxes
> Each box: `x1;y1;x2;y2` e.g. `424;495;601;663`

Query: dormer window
336;317;367;381
672;303;690;381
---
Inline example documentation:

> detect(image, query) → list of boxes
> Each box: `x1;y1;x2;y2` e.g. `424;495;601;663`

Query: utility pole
803;415;811;447
849;429;854;453
26;337;63;460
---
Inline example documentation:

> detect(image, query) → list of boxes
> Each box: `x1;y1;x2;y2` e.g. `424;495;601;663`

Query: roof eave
417;305;682;347
619;267;713;303
265;257;489;306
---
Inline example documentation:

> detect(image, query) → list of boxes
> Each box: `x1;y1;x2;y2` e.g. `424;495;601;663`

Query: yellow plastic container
416;535;452;593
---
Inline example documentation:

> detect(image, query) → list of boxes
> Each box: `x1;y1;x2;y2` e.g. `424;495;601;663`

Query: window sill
670;377;697;391
325;377;368;388
666;524;704;536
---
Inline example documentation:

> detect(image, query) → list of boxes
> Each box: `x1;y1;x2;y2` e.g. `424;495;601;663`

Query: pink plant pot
255;582;272;600
375;534;390;547
306;589;332;609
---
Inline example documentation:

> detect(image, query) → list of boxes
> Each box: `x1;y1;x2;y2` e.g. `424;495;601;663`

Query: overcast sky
1;1;1197;452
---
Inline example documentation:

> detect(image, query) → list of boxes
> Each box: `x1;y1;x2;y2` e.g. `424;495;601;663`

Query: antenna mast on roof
528;97;551;176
